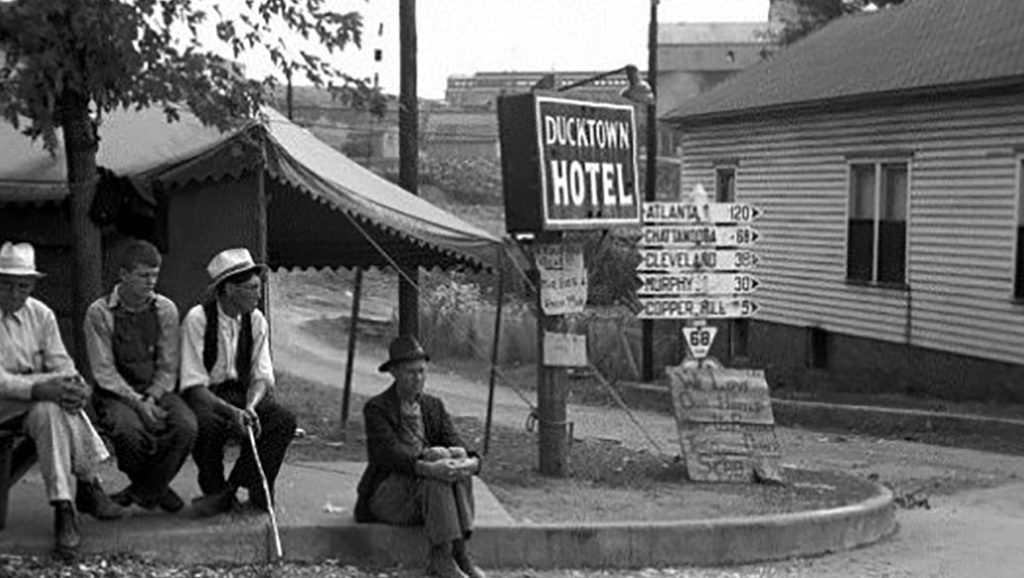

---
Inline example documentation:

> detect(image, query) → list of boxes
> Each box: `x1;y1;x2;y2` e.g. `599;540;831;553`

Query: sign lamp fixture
555;64;655;106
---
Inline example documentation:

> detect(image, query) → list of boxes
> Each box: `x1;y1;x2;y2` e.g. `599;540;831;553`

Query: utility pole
642;0;659;381
398;0;420;337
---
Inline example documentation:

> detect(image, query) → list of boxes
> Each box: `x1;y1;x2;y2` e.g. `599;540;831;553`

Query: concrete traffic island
0;460;896;569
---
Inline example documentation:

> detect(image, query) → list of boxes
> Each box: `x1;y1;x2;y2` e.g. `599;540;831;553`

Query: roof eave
664;74;1024;129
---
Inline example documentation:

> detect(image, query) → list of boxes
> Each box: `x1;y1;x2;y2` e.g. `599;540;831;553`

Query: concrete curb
280;485;896;569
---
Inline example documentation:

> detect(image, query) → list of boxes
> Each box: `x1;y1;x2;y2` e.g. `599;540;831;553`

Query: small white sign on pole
536;243;588;315
682;325;718;359
542;331;589;367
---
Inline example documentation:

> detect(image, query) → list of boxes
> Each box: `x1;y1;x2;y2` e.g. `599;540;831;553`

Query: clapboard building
662;0;1024;402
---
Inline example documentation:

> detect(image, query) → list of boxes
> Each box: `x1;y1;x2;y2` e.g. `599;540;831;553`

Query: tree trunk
62;90;102;373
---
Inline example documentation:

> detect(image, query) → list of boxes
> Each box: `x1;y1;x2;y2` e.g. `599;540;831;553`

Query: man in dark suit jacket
354;335;485;578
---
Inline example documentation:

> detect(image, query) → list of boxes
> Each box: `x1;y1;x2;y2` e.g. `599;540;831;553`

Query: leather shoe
452;539;487;578
75;478;127;520
53;500;80;559
159;488;184;513
112;486;184;513
426;542;469;578
190;488;239;518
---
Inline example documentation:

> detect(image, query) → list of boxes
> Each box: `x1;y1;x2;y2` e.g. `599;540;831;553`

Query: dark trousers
96;392;197;503
182;382;296;504
369;473;475;545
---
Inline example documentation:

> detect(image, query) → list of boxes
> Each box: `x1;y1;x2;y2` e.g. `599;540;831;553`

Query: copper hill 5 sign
497;94;641;233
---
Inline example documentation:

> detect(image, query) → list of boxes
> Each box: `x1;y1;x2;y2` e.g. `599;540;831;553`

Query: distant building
445;71;642;109
656;22;770;123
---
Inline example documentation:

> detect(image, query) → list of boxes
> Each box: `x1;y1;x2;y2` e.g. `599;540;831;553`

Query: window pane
1015;226;1024;298
1017;159;1024;297
878;163;908;284
881;164;907;222
847;164;875;281
715;168;735;203
877;221;906;284
849;164;875;219
847;220;874;281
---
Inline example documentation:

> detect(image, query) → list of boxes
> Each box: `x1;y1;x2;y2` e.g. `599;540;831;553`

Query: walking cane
247;425;283;560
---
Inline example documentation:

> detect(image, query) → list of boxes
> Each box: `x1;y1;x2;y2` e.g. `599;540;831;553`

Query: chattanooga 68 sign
497;94;640;233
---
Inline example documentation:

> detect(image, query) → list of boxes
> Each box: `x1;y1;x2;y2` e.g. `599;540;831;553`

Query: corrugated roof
658;22;767;45
664;0;1024;123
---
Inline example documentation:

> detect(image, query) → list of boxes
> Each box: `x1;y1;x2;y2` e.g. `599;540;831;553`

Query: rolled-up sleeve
178;305;210;391
0;367;34;401
250;310;275;388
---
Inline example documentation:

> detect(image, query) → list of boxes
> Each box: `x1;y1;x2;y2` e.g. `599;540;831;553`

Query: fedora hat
0;242;45;278
207;248;267;289
379;334;430;373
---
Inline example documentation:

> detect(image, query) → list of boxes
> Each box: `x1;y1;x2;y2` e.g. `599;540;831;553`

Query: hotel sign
497;94;641;233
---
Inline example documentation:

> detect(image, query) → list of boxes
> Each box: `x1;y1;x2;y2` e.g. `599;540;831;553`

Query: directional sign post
639;186;779;484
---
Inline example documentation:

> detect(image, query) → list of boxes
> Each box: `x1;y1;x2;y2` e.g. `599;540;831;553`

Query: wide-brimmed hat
0;242;45;278
379;334;431;373
207;248;267;289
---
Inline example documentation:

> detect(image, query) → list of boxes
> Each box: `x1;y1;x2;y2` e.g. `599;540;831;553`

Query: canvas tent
0;106;505;318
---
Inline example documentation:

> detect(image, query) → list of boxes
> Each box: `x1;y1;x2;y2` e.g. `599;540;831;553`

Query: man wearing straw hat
0;241;126;558
179;247;296;517
355;334;487;578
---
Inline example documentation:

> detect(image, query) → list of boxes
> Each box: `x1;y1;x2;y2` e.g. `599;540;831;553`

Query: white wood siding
676;94;1024;365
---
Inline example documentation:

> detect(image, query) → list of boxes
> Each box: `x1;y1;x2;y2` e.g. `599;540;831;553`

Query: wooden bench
0;430;37;530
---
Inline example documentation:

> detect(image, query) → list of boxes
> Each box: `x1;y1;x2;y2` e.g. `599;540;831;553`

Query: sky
237;0;770;100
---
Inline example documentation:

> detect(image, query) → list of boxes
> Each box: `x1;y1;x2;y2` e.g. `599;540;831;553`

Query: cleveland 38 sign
497;94;641;233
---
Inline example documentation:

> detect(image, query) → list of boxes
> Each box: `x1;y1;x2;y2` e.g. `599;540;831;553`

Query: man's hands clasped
417;446;479;483
31;373;91;413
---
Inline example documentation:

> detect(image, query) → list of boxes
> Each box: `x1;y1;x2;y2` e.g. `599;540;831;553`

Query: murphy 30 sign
497;94;641;233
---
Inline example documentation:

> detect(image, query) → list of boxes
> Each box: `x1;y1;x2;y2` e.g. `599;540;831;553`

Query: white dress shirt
179;301;274;390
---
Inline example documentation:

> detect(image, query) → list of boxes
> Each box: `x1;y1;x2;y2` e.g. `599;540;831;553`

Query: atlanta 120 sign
497;94;641;233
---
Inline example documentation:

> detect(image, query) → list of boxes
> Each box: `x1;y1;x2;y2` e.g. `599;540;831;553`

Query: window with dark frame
808;327;830;370
1016;157;1024;299
846;161;908;285
715;166;735;203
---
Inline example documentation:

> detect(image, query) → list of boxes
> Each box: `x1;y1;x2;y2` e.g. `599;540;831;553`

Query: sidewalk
0;451;894;569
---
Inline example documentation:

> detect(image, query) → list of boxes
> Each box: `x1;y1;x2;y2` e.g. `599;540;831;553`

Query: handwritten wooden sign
666;364;782;483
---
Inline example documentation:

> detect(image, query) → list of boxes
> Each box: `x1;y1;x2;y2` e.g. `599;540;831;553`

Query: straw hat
0;242;45;278
206;248;267;289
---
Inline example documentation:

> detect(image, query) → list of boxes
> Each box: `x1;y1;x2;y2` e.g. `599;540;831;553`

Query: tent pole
341;267;363;431
483;251;506;455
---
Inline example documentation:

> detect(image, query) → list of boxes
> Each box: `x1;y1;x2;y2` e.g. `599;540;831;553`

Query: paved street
270;277;1024;577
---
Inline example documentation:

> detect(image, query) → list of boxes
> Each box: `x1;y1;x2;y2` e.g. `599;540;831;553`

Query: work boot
52;500;80;560
452;539;488;578
75;478;128;520
190;487;240;518
426;542;469;578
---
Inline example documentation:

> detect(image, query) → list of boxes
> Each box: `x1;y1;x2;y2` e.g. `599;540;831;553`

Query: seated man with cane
84;239;197;513
354;335;486;578
0;241;125;558
179;248;296;517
